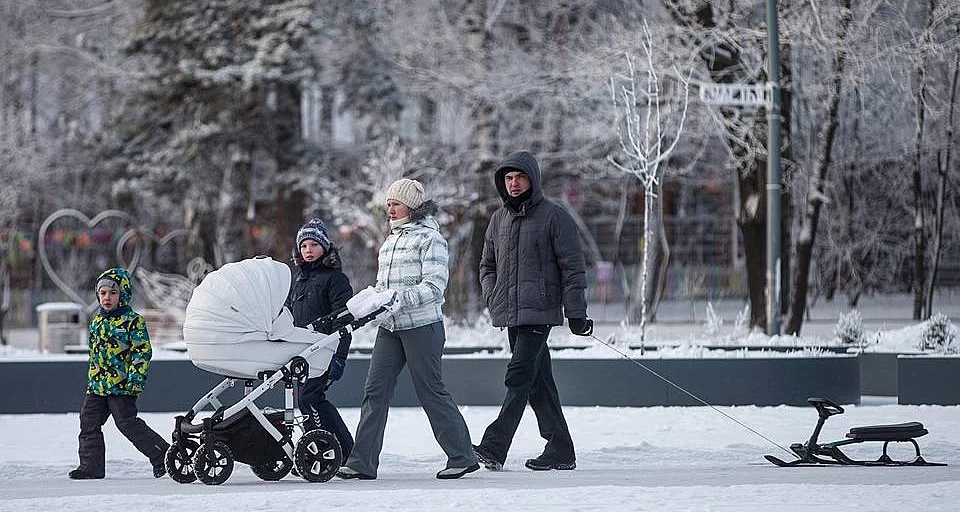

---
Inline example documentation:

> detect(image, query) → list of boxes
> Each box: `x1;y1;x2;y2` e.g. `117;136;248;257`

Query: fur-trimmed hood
292;243;344;270
407;199;439;223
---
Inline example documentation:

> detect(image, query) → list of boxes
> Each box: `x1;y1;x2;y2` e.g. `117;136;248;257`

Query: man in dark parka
473;150;594;471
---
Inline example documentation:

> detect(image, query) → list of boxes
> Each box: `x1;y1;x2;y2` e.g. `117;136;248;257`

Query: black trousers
77;393;169;476
298;376;355;458
479;325;575;463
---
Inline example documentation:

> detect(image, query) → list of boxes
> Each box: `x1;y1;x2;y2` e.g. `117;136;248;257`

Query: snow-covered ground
3;401;960;511
5;293;959;358
3;293;959;510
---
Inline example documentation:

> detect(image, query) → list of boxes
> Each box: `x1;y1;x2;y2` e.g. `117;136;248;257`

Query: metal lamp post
765;0;783;335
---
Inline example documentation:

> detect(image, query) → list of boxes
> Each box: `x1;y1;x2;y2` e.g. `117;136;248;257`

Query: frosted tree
783;0;854;335
372;0;635;322
105;0;321;267
608;21;691;340
912;0;960;320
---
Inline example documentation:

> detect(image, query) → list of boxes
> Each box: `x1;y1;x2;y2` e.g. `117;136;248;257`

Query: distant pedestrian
286;218;355;457
337;178;479;480
70;267;169;479
473;150;593;472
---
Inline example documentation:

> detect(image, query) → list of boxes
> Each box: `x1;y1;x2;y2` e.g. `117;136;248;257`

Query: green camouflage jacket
87;268;152;396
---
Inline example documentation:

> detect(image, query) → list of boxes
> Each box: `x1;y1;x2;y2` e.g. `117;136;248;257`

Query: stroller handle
311;307;354;334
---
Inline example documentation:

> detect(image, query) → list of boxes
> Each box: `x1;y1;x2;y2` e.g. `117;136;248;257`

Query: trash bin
35;302;86;353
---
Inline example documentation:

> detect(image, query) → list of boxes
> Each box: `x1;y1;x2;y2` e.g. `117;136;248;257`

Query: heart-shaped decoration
38;208;141;314
116;228;198;311
116;227;188;276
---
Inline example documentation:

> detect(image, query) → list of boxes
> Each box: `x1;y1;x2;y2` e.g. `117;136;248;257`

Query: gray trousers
345;322;477;476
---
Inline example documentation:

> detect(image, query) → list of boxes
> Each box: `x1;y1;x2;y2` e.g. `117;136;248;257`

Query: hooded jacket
87;267;152;396
376;200;448;331
480;150;588;327
286;246;354;358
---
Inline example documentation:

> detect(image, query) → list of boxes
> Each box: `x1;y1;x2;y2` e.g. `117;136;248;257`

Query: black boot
524;455;576;471
69;468;104;480
152;460;167;478
473;444;503;471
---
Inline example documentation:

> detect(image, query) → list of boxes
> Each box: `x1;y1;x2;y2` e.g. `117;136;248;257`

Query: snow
3;401;960;511
3;293;960;510
5;292;960;358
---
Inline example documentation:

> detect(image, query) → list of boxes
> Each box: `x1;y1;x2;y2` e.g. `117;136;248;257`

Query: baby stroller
165;256;396;485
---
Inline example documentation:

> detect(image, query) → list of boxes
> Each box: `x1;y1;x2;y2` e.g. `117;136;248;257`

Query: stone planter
0;354;861;413
897;354;960;405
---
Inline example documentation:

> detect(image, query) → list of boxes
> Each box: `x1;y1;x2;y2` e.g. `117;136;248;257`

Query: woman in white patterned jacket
337;178;479;481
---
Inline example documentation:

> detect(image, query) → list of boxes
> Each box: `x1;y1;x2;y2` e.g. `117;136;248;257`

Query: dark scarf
299;248;343;273
505;189;533;211
99;305;131;318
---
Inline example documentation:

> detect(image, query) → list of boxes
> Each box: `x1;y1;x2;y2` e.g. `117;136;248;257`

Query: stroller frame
765;397;946;467
167;301;391;485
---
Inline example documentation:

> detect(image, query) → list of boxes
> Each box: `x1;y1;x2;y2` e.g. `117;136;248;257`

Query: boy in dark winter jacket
70;267;170;480
285;218;355;457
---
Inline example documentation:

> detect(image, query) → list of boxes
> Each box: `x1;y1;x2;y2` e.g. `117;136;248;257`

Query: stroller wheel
193;440;234;485
295;429;342;483
165;439;199;484
251;456;293;481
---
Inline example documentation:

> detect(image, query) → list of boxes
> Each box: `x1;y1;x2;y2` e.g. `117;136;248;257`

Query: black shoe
472;444;503;471
69;468;104;480
524;456;576;471
152;461;166;478
335;466;376;480
436;463;480;480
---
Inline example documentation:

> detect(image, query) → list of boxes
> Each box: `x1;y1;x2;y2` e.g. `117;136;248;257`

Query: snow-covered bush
834;310;864;347
703;301;723;336
734;304;750;332
918;313;958;353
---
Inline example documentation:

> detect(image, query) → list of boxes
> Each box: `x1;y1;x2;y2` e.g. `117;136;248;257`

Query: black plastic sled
764;397;946;467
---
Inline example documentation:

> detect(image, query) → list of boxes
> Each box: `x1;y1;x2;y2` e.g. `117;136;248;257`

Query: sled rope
589;333;795;457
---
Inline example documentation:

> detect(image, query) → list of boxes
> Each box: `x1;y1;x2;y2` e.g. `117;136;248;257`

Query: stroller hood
183;257;334;378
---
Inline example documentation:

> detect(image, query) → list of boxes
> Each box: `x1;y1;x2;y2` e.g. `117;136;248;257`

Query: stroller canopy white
182;257;334;378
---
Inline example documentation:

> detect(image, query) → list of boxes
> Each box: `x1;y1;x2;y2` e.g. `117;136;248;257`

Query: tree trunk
911;79;927;321
924;47;958;317
611;176;633;316
629;184;669;325
0;260;9;345
215;147;253;266
662;0;772;330
784;1;851;335
274;188;305;263
736;160;768;329
445;0;498;324
184;198;217;267
778;44;794;323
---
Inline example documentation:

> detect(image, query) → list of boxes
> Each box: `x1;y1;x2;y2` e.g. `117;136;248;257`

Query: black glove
327;356;347;381
568;317;594;336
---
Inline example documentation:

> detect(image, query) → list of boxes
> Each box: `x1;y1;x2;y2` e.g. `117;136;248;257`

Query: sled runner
166;257;397;485
764;397;945;467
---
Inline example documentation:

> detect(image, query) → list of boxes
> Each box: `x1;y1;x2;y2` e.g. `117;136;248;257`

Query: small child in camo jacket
69;267;170;480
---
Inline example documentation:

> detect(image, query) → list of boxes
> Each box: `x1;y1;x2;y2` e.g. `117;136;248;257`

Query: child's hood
96;267;133;308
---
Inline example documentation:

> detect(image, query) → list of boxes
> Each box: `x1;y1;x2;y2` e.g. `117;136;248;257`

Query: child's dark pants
77;393;169;476
299;376;355;458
